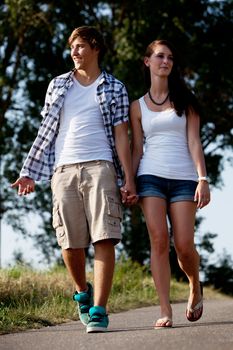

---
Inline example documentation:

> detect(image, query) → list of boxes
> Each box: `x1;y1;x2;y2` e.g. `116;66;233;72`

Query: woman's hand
194;181;210;209
120;181;138;206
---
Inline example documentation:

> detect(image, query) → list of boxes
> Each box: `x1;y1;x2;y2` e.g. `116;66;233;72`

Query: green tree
205;252;233;295
1;0;105;263
1;0;233;265
109;0;233;270
121;206;150;265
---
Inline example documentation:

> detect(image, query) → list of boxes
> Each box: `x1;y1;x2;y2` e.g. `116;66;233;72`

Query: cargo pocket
52;205;66;247
106;195;123;232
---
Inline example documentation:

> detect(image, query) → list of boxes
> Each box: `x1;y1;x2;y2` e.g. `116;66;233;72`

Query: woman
130;40;210;328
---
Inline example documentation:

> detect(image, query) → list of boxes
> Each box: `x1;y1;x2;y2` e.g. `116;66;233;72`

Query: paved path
1;299;233;350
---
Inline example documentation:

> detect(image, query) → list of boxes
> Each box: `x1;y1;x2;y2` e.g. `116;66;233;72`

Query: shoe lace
73;292;91;313
89;313;107;322
80;303;90;313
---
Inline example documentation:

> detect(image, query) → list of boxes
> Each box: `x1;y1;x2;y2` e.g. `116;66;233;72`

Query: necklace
148;90;170;106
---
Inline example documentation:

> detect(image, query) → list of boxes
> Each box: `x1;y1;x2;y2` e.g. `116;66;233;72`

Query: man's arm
129;100;144;176
114;122;138;205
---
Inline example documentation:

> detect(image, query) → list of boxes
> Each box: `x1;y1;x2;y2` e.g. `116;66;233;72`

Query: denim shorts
137;174;197;203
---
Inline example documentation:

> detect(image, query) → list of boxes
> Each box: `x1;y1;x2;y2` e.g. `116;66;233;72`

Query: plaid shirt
20;70;129;185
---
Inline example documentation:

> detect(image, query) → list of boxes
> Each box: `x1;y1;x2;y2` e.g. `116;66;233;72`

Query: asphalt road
1;299;233;350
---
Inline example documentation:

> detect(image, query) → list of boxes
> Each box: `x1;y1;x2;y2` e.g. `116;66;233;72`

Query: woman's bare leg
170;201;202;320
141;197;172;324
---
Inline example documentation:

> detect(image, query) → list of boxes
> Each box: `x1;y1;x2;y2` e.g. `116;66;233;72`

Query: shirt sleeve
112;84;129;126
41;79;54;119
19;79;56;180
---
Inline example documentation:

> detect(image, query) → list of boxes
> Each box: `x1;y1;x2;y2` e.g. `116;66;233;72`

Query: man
11;26;137;333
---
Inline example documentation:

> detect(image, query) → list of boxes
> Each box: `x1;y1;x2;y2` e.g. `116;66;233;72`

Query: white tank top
137;96;198;181
55;74;112;168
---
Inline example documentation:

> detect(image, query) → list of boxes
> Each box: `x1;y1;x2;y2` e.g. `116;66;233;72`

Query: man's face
70;37;99;70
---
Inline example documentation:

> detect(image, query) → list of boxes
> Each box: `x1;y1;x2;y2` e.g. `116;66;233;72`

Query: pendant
148;90;169;106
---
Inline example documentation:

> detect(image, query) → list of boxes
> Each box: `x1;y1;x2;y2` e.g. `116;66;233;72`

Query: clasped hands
120;184;138;206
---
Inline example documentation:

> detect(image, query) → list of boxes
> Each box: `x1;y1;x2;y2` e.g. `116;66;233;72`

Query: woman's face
144;44;174;78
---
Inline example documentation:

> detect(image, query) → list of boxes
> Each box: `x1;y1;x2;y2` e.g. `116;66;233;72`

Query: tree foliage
1;0;233;267
205;252;233;295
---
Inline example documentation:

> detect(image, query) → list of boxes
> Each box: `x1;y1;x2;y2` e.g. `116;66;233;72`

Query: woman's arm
187;109;210;209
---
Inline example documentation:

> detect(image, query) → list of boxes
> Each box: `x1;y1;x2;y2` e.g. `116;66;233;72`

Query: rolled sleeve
113;85;129;126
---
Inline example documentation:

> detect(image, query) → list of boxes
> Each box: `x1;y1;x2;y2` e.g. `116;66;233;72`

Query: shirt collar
70;69;109;86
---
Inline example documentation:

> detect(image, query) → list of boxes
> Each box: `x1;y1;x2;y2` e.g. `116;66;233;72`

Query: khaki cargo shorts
51;160;123;249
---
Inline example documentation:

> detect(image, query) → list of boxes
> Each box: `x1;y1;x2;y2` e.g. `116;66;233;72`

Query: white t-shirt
55;74;112;168
137;96;198;181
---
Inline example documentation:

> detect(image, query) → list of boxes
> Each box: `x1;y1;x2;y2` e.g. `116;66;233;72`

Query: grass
0;258;227;334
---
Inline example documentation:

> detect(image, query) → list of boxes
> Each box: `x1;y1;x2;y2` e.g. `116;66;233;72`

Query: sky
1;160;233;269
197;160;233;261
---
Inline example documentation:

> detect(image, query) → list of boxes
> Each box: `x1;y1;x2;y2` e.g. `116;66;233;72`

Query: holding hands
120;180;138;206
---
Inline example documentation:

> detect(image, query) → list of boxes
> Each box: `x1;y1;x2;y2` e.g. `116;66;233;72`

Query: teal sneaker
86;306;109;333
73;282;93;326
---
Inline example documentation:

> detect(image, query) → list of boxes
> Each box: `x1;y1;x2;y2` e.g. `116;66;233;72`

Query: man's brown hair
68;26;106;65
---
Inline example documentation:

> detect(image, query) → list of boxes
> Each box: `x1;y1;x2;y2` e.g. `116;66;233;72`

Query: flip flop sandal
186;282;203;322
154;316;173;328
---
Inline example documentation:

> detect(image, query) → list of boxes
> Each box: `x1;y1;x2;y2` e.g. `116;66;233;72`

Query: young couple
12;26;210;332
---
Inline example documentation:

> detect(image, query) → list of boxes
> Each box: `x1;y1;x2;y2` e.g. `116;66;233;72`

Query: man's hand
11;177;35;196
120;181;138;206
